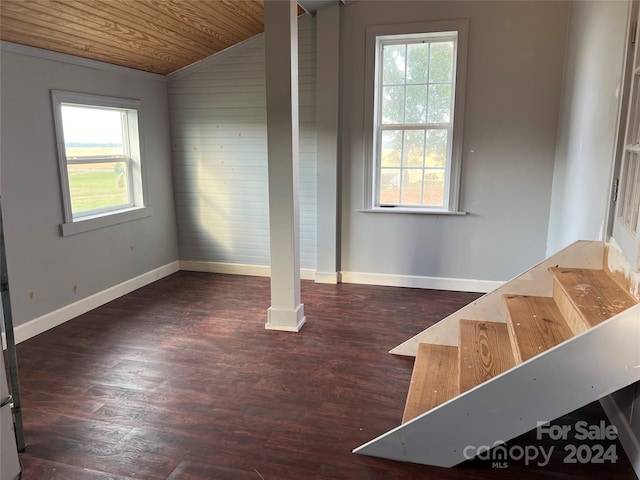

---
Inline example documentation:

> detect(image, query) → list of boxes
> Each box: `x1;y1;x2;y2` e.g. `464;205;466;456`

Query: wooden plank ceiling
0;0;303;75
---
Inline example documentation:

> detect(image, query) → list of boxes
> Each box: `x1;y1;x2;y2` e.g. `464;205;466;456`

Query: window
611;6;640;269
52;91;151;235
365;21;468;213
618;69;640;235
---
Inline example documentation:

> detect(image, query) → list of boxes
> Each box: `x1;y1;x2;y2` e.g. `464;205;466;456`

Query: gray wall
168;15;317;269
340;1;570;282
546;1;629;256
0;45;179;327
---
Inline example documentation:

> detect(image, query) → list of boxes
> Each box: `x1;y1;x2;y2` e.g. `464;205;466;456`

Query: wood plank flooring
14;272;637;479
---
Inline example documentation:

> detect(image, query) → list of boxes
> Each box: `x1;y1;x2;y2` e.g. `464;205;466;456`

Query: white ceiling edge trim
0;41;167;82
167;32;267;81
298;0;343;15
168;12;316;82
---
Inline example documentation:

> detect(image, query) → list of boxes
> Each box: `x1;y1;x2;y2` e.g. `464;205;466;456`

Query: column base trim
266;304;306;332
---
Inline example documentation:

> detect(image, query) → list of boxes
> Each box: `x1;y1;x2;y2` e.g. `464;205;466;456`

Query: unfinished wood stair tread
402;343;459;423
459;320;515;394
549;267;638;333
503;295;574;363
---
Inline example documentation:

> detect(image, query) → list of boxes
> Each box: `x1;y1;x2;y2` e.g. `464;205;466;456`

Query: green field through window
68;163;129;214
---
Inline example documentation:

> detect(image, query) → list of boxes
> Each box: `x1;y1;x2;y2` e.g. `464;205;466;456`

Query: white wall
340;1;570;284
546;1;630;256
168;15;317;270
0;43;179;328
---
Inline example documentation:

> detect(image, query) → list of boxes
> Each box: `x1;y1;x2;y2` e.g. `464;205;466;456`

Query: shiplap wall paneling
169;15;317;270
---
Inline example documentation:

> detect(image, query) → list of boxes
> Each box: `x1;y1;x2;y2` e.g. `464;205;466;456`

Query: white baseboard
180;261;501;292
341;271;503;293
3;261;179;346
600;395;640;479
314;271;341;284
179;260;316;281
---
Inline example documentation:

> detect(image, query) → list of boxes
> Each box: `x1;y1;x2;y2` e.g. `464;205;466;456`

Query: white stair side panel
390;240;605;357
356;304;640;467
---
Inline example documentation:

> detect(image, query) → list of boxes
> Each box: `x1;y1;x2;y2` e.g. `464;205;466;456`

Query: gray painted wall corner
0;45;179;327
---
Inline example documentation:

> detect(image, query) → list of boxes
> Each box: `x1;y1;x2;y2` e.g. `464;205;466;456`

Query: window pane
425;130;448;167
407;43;429;84
429;41;454;83
620;151;640;232
68;161;130;216
423;169;446;207
427;84;451;123
61;105;125;157
405;85;427;123
401;169;423;205
381;130;402;167
630;77;640;145
383;44;406;84
620;151;636;227
382;86;405;124
403;130;425;167
380;168;400;204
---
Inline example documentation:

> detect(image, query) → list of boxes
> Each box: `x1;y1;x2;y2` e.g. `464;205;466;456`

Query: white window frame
610;3;640;269
51;90;152;236
363;20;469;214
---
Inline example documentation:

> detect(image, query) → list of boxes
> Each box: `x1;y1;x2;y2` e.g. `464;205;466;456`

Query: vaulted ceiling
0;0;307;75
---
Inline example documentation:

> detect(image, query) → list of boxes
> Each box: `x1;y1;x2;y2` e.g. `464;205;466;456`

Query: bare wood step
459;320;515;394
503;295;574;363
549;267;638;335
402;343;459;423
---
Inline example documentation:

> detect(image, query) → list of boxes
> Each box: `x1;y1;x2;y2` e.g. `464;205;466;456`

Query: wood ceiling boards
0;0;274;75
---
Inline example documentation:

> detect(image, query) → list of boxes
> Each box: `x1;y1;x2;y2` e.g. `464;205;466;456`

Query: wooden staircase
354;242;640;468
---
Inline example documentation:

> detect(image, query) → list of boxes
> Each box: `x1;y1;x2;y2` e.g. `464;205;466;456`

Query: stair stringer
390;240;605;357
354;304;640;468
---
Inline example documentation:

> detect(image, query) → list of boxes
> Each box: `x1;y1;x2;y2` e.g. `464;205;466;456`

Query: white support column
315;3;341;284
264;0;306;332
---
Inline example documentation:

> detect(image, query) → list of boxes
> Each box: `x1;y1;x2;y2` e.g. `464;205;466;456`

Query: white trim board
0;41;166;82
1;261;179;347
341;271;503;293
179;260;316;281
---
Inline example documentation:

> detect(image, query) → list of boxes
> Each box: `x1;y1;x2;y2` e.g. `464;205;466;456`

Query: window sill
60;206;153;236
357;208;467;215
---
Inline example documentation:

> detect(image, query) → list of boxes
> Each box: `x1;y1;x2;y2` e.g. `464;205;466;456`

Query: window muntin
375;33;457;209
52;91;147;229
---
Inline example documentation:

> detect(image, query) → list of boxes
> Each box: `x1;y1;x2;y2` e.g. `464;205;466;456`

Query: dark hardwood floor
13;272;637;479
